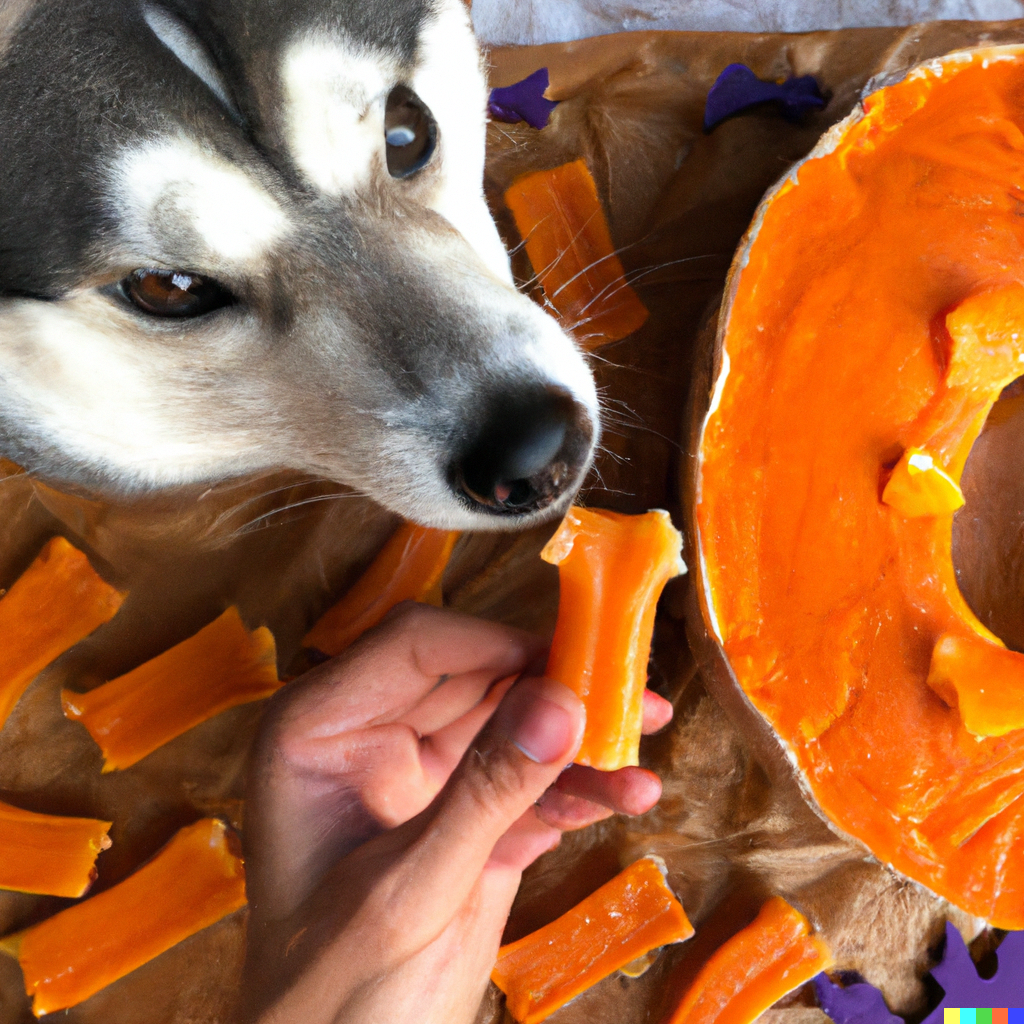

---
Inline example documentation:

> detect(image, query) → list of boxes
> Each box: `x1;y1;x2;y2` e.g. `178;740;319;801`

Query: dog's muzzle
450;387;594;516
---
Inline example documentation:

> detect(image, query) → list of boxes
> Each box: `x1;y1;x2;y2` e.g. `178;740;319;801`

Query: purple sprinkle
488;67;558;130
704;63;825;131
814;972;902;1024
816;923;1024;1024
918;921;1024;1024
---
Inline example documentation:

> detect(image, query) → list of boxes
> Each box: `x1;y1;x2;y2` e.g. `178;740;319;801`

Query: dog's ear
0;0;34;50
142;5;241;121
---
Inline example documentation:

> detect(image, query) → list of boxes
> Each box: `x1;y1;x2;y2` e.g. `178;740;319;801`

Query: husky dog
0;0;598;529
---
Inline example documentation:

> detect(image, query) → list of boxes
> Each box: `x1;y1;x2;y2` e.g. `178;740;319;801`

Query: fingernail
503;695;575;764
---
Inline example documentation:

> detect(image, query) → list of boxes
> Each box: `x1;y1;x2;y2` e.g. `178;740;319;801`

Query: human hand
242;603;671;1024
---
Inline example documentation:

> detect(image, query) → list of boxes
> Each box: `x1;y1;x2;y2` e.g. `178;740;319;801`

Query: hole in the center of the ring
951;375;1024;652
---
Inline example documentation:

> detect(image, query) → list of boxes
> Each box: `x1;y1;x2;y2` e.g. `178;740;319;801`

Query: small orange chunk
882;448;965;517
0;800;111;898
928;632;1024;738
62;607;280;771
16;817;246;1017
0;537;125;729
667;897;833;1024
504;160;649;349
492;856;693;1024
542;507;685;770
303;523;459;657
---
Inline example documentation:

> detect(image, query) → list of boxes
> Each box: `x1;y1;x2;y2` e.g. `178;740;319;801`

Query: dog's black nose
452;388;593;515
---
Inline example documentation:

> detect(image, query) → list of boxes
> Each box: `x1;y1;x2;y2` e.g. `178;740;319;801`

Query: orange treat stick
0;799;111;898
541;507;684;770
62;607;280;771
504;160;649;349
667;897;834;1024
0;537;125;729
13;817;246;1017
303;523;459;657
492;856;693;1024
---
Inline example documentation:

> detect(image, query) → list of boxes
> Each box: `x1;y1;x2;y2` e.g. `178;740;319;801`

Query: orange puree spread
695;47;1024;927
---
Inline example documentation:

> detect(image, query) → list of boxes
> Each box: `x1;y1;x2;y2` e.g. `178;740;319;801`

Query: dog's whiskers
202;480;326;524
559;252;726;335
512;210;602;294
519;231;660;303
593;441;628;467
225;490;363;538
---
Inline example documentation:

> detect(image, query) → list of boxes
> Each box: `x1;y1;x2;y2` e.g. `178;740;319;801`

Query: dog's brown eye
385;85;437;179
120;270;233;318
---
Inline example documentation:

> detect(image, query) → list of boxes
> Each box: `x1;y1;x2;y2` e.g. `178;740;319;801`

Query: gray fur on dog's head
0;0;598;529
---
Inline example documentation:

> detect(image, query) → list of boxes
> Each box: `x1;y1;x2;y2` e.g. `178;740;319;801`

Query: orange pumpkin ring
691;46;1024;927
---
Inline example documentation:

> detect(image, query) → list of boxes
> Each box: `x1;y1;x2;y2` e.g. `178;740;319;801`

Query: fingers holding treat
244;675;586;1022
420;675;585;883
245;605;546;923
535;687;671;830
272;603;544;747
415;673;519;790
643;687;674;733
537;764;663;829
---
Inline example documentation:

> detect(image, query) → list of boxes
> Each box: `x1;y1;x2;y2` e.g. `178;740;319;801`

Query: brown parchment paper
3;19;1024;1024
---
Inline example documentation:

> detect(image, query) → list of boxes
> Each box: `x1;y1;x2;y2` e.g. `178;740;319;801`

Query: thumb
394;677;585;925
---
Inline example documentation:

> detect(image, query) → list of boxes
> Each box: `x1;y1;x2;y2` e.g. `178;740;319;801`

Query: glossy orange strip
17;817;246;1017
303;524;459;657
0;799;111;899
62;607;280;771
0;537;125;729
542;507;684;770
492;857;693;1024
667;897;833;1024
504;160;649;349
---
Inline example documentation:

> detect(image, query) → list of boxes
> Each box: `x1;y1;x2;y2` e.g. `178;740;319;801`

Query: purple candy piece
918;921;1024;1024
488;67;558;130
814;973;902;1024
704;62;825;131
816;923;1024;1024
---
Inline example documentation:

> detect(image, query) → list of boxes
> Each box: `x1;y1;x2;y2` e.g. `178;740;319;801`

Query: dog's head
0;0;598;529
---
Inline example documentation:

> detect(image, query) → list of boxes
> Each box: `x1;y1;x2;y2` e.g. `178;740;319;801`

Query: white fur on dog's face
280;7;512;285
0;0;598;529
410;3;515;284
0;294;271;479
116;140;291;264
281;38;395;197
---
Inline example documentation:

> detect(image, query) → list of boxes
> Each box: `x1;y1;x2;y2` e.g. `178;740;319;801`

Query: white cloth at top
471;0;1024;45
